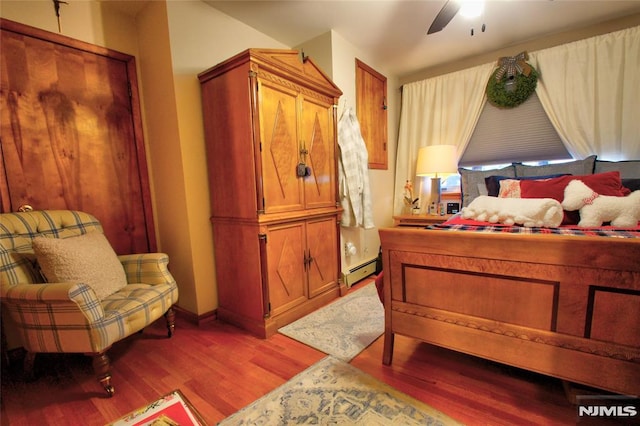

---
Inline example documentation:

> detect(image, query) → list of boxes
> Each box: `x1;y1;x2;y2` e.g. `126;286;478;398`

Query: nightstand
393;214;452;227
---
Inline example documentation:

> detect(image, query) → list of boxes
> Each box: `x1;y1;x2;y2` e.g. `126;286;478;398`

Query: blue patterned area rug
278;282;384;362
218;356;463;425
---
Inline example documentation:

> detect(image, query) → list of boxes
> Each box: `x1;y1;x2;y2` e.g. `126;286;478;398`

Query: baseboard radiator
343;257;377;288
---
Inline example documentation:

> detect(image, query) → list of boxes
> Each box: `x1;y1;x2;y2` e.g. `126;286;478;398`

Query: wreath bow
495;51;532;81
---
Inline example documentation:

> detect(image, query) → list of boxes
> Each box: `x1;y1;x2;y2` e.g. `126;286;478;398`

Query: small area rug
278;281;384;362
218;356;463;425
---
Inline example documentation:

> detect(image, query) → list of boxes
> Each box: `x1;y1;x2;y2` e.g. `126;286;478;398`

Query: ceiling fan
427;0;485;35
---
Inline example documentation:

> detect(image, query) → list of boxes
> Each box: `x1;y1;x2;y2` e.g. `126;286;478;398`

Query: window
460;92;571;168
441;174;460;193
464;159;574;172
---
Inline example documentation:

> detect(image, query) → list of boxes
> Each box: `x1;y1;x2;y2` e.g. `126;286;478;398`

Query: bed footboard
379;227;640;396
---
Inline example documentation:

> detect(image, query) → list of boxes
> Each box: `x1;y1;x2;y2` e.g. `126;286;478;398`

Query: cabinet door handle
303;249;314;270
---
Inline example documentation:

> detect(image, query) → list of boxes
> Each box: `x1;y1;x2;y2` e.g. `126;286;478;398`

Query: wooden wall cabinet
198;49;346;338
356;59;388;170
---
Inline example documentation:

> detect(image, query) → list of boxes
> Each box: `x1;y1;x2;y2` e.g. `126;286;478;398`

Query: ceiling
203;0;640;78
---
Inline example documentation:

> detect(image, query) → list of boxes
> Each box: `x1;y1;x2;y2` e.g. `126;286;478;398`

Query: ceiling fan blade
427;0;461;35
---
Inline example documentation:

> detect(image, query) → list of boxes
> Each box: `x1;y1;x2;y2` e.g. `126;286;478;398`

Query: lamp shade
415;145;458;177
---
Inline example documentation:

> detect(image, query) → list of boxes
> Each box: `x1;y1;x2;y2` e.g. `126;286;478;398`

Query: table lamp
415;145;458;208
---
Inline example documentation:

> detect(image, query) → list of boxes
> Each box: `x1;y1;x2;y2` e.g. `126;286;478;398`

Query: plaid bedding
428;216;640;238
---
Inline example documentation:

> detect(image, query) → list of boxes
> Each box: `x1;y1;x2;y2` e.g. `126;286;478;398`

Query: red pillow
520;171;630;224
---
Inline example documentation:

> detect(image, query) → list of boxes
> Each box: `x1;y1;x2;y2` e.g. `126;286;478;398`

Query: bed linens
430;215;640;238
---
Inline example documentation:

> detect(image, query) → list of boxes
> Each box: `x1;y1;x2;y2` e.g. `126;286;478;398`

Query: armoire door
266;221;307;316
0;19;155;254
257;78;304;214
306;216;339;298
301;95;337;210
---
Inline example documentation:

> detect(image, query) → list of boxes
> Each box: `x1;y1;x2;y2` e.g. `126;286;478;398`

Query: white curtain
530;26;640;160
394;63;494;214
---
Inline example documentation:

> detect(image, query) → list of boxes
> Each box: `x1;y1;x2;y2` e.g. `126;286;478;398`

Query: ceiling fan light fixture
459;0;484;19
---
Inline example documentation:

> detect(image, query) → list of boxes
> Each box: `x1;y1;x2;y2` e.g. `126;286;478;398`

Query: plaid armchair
0;210;179;397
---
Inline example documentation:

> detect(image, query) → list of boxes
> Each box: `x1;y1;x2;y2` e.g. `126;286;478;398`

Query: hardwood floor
1;279;579;425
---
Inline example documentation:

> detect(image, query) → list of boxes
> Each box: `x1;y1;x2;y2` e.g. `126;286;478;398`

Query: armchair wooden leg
165;307;176;338
92;352;114;397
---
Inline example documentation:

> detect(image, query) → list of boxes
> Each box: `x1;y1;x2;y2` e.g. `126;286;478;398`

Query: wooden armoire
198;49;346;338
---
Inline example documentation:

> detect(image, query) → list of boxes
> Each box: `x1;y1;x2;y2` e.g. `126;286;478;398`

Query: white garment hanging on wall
338;107;375;229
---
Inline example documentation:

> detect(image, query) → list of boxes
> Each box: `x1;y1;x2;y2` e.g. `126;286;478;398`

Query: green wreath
486;65;538;109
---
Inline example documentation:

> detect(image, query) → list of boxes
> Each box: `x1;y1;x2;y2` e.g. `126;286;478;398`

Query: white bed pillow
32;232;127;300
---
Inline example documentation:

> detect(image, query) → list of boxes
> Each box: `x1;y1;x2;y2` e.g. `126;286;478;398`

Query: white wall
0;1;139;55
298;30;399;277
328;31;399;233
136;0;289;315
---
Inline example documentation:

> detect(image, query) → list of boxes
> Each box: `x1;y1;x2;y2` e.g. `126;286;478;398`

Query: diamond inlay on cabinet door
307;113;326;195
302;98;335;209
306;217;338;297
267;222;306;316
270;100;296;198
276;235;299;294
260;81;303;213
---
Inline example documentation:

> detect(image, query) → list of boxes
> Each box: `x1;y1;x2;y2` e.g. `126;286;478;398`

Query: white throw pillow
32;232;127;300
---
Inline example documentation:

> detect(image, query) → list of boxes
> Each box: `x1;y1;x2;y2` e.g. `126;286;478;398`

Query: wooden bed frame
379;226;640;397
